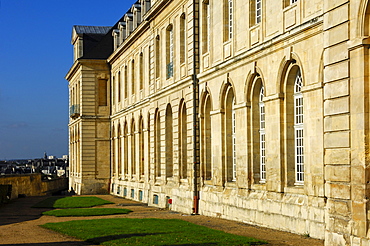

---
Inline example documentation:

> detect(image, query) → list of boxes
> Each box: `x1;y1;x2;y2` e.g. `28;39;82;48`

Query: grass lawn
32;196;114;208
41;218;267;245
42;208;132;217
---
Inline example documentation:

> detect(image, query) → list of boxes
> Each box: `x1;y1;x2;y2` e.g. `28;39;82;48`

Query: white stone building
66;0;370;245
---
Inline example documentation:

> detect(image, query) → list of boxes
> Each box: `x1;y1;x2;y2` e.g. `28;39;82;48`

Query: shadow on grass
86;232;164;244
0;196;58;226
31;196;65;208
0;241;89;246
162;244;217;246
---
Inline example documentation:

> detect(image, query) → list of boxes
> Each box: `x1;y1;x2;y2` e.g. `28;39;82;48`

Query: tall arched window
138;116;144;176
131;119;136;177
165;104;173;178
179;101;187;179
124;122;129;177
147;113;151;179
117;124;122;178
201;92;212;180
111;125;116;177
251;76;265;184
294;70;304;183
224;85;235;182
259;87;266;182
154;109;161;177
284;65;304;186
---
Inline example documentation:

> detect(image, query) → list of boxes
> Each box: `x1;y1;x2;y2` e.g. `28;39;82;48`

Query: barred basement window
294;70;304;184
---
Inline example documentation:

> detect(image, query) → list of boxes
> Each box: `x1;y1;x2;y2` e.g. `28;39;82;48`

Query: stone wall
0;174;68;199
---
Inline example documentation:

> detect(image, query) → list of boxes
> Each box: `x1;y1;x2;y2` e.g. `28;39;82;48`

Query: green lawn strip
42;208;132;217
32;196;114;208
41;218;267;245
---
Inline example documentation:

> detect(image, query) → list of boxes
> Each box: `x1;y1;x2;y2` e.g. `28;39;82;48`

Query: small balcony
69;104;80;118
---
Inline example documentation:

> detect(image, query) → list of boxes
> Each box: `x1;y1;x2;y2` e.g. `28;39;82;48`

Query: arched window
165;104;173;178
147;113;151;179
294;70;304;183
284;65;304;186
111;125;116;177
259;86;266;181
117;123;122;178
138;116;144;176
124;122;129;177
201;92;212;180
154;109;161;177
179;101;187;179
131;119;136;177
224;85;235;182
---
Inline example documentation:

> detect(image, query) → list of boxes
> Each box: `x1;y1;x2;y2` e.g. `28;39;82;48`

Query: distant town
0;153;69;180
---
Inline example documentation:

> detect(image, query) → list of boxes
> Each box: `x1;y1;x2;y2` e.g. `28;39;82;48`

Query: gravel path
0;195;324;246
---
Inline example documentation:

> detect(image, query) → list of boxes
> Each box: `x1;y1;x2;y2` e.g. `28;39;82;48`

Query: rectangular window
131;60;135;95
166;25;174;79
155;36;160;79
124;66;128;98
228;0;233;40
180;14;186;63
139;53;144;90
202;2;210;54
256;0;261;24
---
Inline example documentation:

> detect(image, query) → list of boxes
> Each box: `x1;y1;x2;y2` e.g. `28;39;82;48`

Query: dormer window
113;29;120;50
141;0;151;16
124;13;134;37
132;3;142;29
73;37;83;61
118;22;127;43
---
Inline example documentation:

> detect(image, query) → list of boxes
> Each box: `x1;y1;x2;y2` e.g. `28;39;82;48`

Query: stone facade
66;0;370;245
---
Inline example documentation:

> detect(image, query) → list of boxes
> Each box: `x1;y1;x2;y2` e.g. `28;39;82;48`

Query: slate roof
74;25;112;35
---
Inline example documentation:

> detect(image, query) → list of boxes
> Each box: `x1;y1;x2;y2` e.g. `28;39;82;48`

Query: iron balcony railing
69;104;80;118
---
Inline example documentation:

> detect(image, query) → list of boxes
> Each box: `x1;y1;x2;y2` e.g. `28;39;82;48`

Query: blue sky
0;1;132;159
